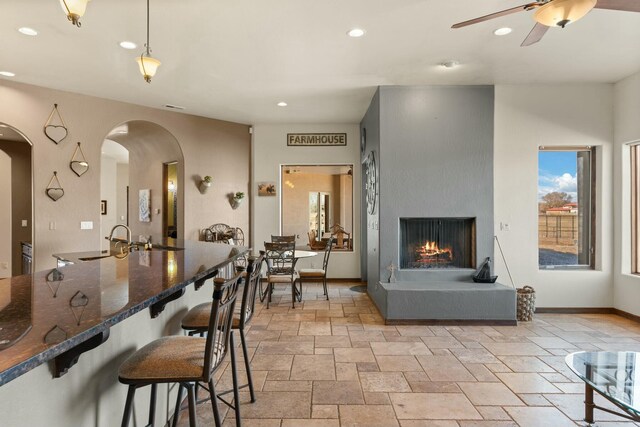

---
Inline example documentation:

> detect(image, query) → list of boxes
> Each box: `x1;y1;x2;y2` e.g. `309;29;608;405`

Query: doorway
163;162;178;238
0;123;33;277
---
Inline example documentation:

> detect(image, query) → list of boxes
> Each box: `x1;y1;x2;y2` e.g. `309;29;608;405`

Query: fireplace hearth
400;218;475;270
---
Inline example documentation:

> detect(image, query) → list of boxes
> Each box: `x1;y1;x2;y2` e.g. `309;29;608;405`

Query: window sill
538;266;596;272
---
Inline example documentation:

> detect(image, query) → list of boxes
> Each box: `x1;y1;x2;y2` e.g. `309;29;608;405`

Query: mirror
0;123;34;277
281;164;354;251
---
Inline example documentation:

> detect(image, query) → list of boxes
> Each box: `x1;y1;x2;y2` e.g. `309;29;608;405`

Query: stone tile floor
177;282;640;427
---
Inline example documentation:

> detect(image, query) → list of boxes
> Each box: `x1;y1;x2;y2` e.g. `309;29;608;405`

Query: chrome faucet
107;224;132;253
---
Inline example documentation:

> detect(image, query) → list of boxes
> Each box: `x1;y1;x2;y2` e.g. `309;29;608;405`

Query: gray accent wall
361;85;495;315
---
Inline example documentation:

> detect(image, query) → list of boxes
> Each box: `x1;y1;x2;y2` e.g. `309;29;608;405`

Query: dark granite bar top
0;237;247;386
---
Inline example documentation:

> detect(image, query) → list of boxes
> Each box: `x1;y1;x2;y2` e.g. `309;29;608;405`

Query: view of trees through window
538;148;594;268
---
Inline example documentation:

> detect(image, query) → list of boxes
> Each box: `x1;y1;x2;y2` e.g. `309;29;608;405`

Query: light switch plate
80;221;93;230
21;220;28;227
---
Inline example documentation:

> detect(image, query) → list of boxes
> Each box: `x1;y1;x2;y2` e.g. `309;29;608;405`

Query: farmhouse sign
287;133;347;147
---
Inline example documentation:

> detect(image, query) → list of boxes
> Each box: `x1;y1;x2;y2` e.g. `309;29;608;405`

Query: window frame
280;163;355;253
538;146;596;270
631;144;640;274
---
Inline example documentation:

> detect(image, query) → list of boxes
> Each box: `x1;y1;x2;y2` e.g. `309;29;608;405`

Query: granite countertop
0;237;248;386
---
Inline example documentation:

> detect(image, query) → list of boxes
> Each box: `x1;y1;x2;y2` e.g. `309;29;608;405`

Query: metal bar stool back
118;274;241;427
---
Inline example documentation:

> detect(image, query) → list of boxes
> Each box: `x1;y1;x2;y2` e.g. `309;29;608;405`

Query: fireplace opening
400;218;476;269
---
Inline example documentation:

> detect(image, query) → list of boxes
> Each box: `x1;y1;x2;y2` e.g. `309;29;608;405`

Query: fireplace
400;218;475;270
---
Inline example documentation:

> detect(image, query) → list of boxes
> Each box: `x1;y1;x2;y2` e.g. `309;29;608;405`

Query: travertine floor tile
339;405;400;427
360;371;412;392
496;372;562;393
458;382;524;406
312;380;364;405
376;355;422;371
237;391;311;419
498;356;556;373
417;355;476;382
334;347;376;363
482;342;550;356
281;419;339;427
390;393;482;420
504;406;576;427
312;404;338;418
371;341;432;356
290;354;336;380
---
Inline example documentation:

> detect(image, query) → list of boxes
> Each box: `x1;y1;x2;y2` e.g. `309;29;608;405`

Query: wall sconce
60;0;91;27
168;181;175;191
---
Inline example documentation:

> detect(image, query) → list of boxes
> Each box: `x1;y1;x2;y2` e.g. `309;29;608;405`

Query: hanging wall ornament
69;142;89;177
46;171;65;201
44;104;69;145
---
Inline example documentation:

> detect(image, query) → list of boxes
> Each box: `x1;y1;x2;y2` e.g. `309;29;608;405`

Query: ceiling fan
452;0;640;46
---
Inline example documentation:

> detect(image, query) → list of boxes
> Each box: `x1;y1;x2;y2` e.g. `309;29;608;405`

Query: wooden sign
287;133;347;147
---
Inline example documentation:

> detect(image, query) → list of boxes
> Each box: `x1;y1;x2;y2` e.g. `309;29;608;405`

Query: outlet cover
0;262;8;270
21;220;28;227
80;221;93;230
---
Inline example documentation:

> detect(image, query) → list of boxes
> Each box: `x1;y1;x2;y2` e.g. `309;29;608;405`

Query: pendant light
60;0;90;27
534;0;596;28
135;0;161;83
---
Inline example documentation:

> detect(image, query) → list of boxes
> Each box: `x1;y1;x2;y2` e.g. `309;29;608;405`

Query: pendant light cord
146;0;150;55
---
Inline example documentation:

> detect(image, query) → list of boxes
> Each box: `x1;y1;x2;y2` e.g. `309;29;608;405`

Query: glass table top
566;351;640;416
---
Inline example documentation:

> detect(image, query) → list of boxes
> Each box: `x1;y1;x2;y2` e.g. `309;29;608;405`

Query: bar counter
0;238;247;387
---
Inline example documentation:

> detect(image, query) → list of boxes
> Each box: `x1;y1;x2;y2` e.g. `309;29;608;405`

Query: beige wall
0;139;32;275
253;124;361;278
613;70;640;316
0;80;250;271
0;150;11;277
494;84;614;308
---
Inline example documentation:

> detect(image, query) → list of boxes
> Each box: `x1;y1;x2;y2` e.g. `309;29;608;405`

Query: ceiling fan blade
595;0;640;12
452;2;542;28
521;23;550;46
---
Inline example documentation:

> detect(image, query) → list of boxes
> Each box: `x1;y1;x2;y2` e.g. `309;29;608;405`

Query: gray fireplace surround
360;85;516;324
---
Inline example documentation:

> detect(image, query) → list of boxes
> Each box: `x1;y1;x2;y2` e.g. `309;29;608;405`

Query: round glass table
566;351;640;423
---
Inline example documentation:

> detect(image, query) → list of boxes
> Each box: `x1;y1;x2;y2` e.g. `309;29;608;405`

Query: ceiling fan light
136;54;161;83
59;0;90;27
533;0;596;28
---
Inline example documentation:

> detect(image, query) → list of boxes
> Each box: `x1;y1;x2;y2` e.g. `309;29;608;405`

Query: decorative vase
231;197;243;209
199;181;212;194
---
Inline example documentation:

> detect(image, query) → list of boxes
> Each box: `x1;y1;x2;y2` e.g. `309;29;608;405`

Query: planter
199;181;212;194
231;197;243;209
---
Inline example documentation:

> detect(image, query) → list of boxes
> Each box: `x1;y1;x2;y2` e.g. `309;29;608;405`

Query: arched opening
0;123;34;277
100;121;184;245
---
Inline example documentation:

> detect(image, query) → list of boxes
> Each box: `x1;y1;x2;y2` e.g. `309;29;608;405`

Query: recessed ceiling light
119;41;137;50
347;28;365;38
493;27;513;36
440;61;459;69
18;27;38;36
277;102;288;107
0;71;16;77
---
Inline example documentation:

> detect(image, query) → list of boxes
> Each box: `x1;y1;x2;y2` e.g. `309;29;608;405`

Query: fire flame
421;241;452;257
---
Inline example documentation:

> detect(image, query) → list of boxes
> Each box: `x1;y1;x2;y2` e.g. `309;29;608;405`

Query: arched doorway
0;123;34;277
100;121;184;245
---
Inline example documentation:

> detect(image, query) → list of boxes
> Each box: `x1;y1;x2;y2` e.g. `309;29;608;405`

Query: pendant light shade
59;0;90;27
136;0;161;83
534;0;596;28
136;54;161;83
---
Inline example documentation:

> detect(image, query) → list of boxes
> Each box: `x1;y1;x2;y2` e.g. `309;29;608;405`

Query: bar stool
118;274;242;427
180;254;264;403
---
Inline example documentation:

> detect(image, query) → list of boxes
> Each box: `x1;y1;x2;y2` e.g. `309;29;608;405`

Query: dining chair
263;241;298;308
118;274;242;427
297;238;334;301
180;254;264;403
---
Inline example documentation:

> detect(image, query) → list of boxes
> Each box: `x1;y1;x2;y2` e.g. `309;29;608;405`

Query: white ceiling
2;0;640;125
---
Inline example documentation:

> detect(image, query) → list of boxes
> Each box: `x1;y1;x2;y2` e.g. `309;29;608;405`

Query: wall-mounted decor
69;142;89;177
101;200;107;215
258;182;276;196
360;128;367;158
199;175;212;194
139;189;151;222
43;104;68;145
287;133;347;147
365;152;377;214
230;191;245;209
46;171;64;201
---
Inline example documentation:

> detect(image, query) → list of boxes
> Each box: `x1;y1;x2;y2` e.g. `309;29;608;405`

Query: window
281;164;354;252
632;145;640;274
538;147;595;269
